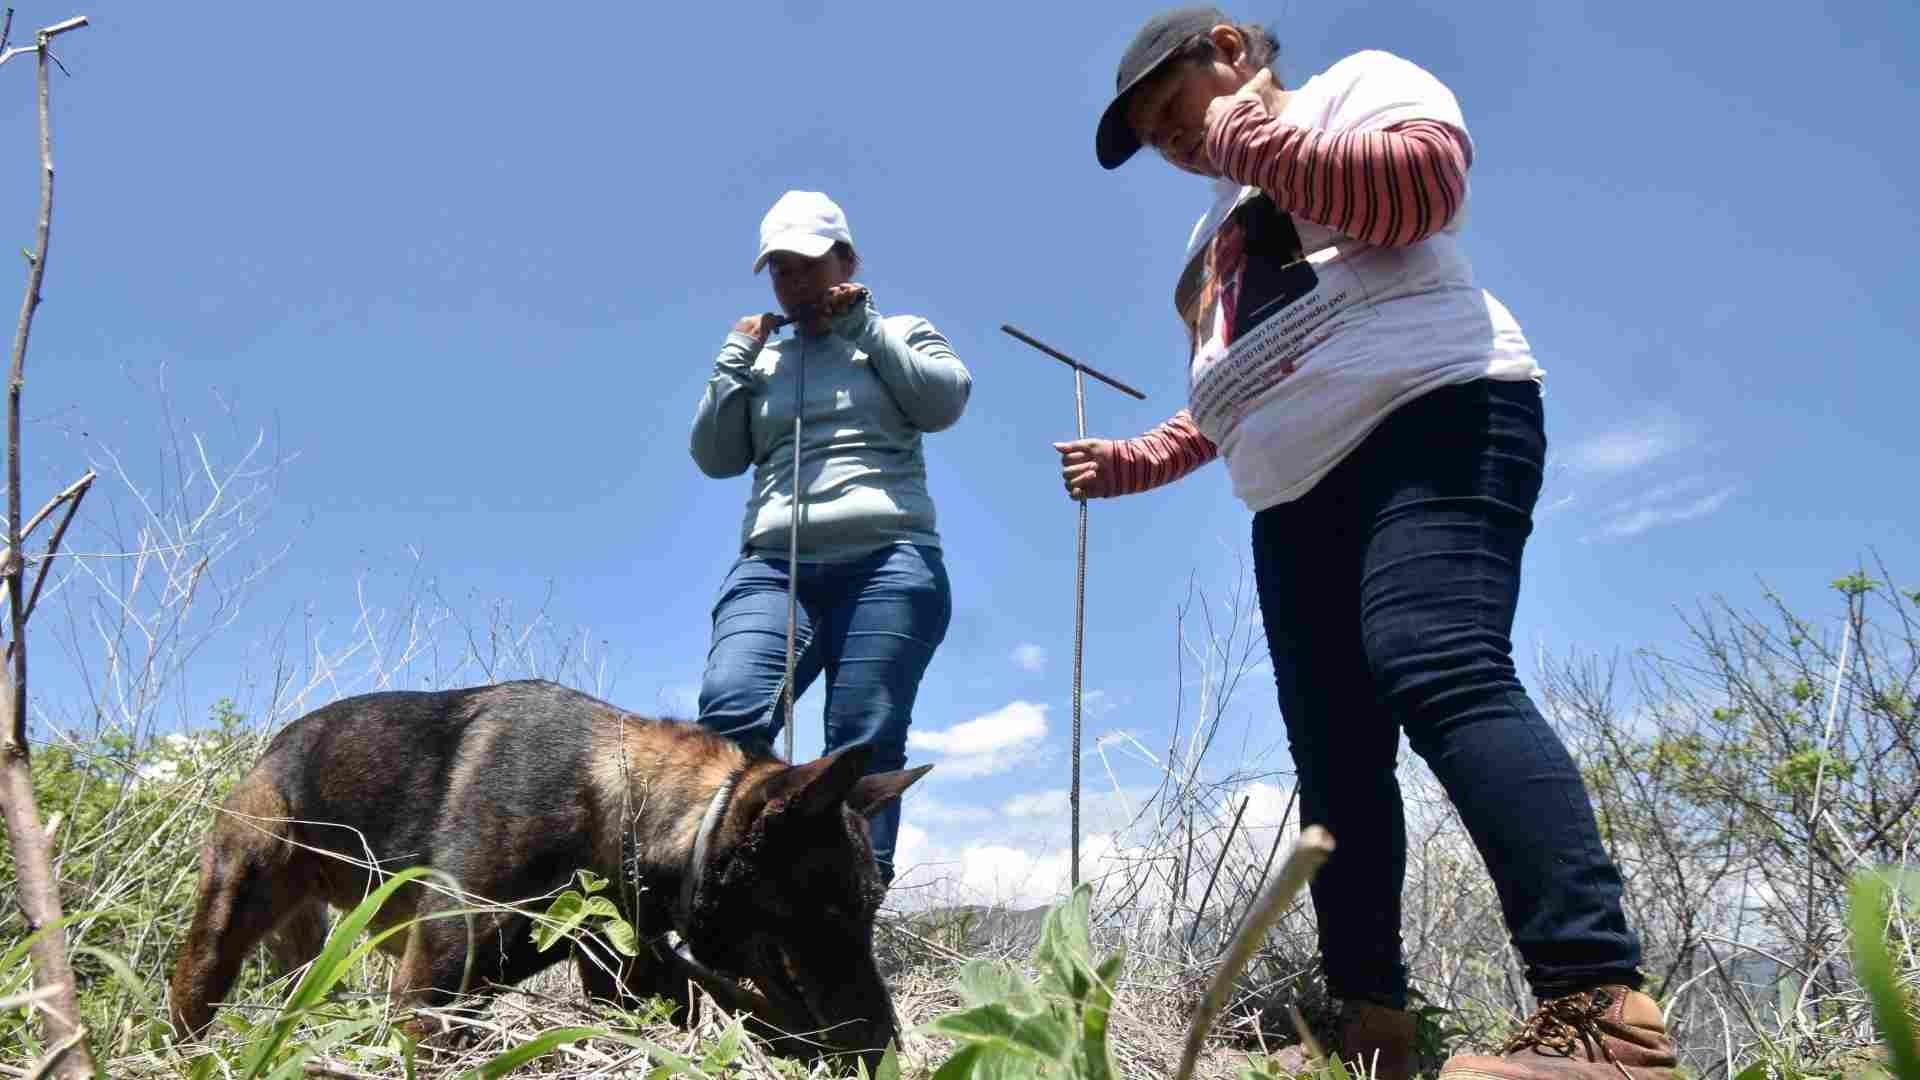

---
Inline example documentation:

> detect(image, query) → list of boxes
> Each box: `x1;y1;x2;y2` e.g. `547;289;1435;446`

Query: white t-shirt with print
1176;49;1542;511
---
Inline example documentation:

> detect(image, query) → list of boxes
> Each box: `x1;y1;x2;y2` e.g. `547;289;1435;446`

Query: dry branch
0;13;96;1080
1175;826;1335;1080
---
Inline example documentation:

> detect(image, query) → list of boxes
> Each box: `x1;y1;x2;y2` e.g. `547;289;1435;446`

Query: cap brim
1096;97;1144;170
752;231;837;274
1093;47;1182;170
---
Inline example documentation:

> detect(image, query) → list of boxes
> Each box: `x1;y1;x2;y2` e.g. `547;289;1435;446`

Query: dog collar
677;768;742;939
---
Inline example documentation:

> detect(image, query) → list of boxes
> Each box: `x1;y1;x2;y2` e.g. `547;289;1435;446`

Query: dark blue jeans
696;543;951;885
1252;378;1642;1007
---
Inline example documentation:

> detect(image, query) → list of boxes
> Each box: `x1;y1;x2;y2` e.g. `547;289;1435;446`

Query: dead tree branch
0;13;97;1080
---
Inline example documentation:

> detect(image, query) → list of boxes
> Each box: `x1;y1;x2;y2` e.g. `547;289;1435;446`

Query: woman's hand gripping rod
766;285;870;332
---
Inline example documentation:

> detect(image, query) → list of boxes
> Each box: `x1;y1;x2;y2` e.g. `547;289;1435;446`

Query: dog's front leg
575;948;622;1005
389;923;445;1042
389;914;492;1044
575;945;699;1023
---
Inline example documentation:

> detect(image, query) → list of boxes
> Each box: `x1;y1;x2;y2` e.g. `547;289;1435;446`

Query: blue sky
9;2;1917;904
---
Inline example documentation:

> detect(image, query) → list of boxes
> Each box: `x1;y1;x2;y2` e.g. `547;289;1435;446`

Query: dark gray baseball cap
1095;6;1229;170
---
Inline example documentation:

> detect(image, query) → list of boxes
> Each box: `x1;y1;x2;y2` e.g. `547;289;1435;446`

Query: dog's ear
846;763;933;819
762;743;875;819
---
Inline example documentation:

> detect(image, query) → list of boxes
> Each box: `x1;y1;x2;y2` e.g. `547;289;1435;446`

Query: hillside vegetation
3;476;1916;1077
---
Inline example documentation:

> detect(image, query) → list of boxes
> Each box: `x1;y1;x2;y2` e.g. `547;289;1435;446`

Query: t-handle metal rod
1001;323;1147;889
1000;324;1148;400
784;336;802;764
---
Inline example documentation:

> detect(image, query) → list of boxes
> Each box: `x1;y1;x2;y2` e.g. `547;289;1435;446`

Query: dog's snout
757;940;898;1064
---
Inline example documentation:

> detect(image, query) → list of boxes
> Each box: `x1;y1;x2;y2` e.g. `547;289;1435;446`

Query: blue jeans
696;543;951;885
1252;378;1642;1007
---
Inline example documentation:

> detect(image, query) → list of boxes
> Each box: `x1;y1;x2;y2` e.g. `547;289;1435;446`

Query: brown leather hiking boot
1440;986;1677;1079
1271;1001;1417;1079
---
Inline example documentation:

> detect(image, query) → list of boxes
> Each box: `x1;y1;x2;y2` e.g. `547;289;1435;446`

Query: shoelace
1497;990;1634;1080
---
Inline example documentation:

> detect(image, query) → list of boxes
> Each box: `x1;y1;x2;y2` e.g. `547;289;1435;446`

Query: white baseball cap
752;190;854;274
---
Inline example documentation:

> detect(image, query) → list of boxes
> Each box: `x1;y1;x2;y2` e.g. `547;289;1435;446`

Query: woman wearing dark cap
1057;9;1676;1079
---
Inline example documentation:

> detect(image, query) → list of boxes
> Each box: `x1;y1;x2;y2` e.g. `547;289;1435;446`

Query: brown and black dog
168;679;930;1070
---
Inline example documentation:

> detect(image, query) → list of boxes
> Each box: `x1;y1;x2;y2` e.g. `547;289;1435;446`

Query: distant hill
889;902;1052;951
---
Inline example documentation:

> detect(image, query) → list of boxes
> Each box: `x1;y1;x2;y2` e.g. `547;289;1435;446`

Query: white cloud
910;702;1048;777
1082;689;1125;719
1602;474;1718;516
1565;414;1696;476
890;780;1308;914
132;733;222;788
893;822;933;877
1012;643;1048;674
1550;412;1739;542
1236;780;1299;834
1598;484;1737;539
952;843;1058;906
986;785;1157;851
910;701;1048;756
892;830;1131;910
1002;789;1069;818
1581;474;1739;540
911;794;996;825
929;749;1038;780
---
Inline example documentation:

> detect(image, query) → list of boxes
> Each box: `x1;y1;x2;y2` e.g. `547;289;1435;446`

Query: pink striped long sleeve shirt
1204;94;1471;248
1078;410;1218;499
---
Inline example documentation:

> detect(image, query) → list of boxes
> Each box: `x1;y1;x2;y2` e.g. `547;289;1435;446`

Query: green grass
6;690;1919;1076
1850;870;1920;1080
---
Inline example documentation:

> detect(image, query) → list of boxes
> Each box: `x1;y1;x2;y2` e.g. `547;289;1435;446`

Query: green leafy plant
1236;1053;1353;1079
1850;869;1920;1080
1407;989;1470;1073
923;883;1123;1079
859;1044;903;1080
534;869;640;958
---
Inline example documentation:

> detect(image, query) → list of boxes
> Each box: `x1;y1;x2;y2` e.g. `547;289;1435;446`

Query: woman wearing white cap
690;190;971;888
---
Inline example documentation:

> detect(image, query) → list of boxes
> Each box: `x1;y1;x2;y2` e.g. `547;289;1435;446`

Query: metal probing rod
765;294;874;764
1000;324;1146;889
783;328;803;764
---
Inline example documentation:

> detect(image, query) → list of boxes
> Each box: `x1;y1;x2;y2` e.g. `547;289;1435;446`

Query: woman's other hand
821;282;871;319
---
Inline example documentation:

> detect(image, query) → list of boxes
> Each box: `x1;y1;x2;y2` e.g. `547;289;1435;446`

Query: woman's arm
1057;410;1218;499
832;299;973;432
689;329;764;478
1204;84;1470;248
